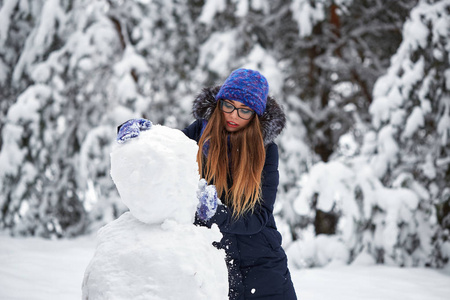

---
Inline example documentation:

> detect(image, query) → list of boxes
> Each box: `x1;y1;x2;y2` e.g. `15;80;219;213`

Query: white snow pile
82;125;228;300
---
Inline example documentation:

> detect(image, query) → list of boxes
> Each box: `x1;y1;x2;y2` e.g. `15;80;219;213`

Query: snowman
82;123;228;300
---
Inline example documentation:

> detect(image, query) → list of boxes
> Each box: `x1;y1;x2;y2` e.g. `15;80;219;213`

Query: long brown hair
197;104;266;218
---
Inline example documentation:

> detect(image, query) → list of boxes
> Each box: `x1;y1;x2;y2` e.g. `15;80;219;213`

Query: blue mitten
197;179;218;222
117;118;153;143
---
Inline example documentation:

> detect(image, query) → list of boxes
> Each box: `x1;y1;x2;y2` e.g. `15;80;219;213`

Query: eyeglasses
219;100;255;120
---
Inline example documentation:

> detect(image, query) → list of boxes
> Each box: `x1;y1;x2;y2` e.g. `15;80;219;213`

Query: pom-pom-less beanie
215;68;269;116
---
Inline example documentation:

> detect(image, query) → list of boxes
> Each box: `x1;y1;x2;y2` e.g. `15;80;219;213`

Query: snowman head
110;125;200;225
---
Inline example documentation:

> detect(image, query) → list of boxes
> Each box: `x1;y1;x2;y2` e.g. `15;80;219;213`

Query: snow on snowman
82;120;228;300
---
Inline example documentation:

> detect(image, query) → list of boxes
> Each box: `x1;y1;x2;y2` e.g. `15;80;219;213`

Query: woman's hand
196;179;218;222
116;118;153;143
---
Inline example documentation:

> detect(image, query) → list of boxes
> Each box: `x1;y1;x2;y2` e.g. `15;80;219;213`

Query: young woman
182;68;297;300
117;68;297;299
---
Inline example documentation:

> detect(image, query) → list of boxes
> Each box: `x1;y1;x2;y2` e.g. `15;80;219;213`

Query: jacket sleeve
181;119;203;142
204;142;280;235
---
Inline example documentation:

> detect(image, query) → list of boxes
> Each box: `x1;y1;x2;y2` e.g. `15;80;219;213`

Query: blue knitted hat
215;68;269;116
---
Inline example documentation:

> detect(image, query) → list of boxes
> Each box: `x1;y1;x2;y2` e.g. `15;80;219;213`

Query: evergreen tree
0;0;205;237
0;0;126;237
367;0;449;266
258;0;417;239
289;0;450;268
285;0;417;162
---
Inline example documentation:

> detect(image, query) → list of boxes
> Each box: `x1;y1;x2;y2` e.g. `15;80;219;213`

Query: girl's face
220;100;255;132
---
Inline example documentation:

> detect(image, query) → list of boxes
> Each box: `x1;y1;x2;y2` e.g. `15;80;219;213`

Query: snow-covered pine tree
287;0;417;162
289;0;449;268
0;0;204;237
280;0;417;243
0;0;127;237
0;0;49;156
367;0;450;267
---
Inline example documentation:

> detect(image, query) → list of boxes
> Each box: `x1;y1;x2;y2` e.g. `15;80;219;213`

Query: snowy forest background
0;0;449;270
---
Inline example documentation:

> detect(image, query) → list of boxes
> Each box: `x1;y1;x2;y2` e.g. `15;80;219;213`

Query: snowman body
82;125;228;300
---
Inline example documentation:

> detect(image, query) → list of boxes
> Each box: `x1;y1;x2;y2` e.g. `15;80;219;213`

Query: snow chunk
287;234;349;268
295;161;356;213
290;0;325;37
82;212;227;300
351;251;376;266
198;0;226;24
402;106;424;139
198;30;238;76
110;125;200;224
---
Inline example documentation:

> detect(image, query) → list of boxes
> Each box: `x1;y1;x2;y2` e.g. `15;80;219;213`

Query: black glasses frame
219;100;255;120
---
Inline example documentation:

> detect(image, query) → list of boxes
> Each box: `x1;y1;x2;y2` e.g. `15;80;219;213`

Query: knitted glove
116;118;153;143
196;179;218;222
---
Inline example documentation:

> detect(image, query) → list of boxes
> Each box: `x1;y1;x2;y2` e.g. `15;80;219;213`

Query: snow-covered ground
1;233;449;300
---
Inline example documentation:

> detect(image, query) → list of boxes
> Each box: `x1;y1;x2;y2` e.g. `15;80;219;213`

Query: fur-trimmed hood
191;86;286;146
